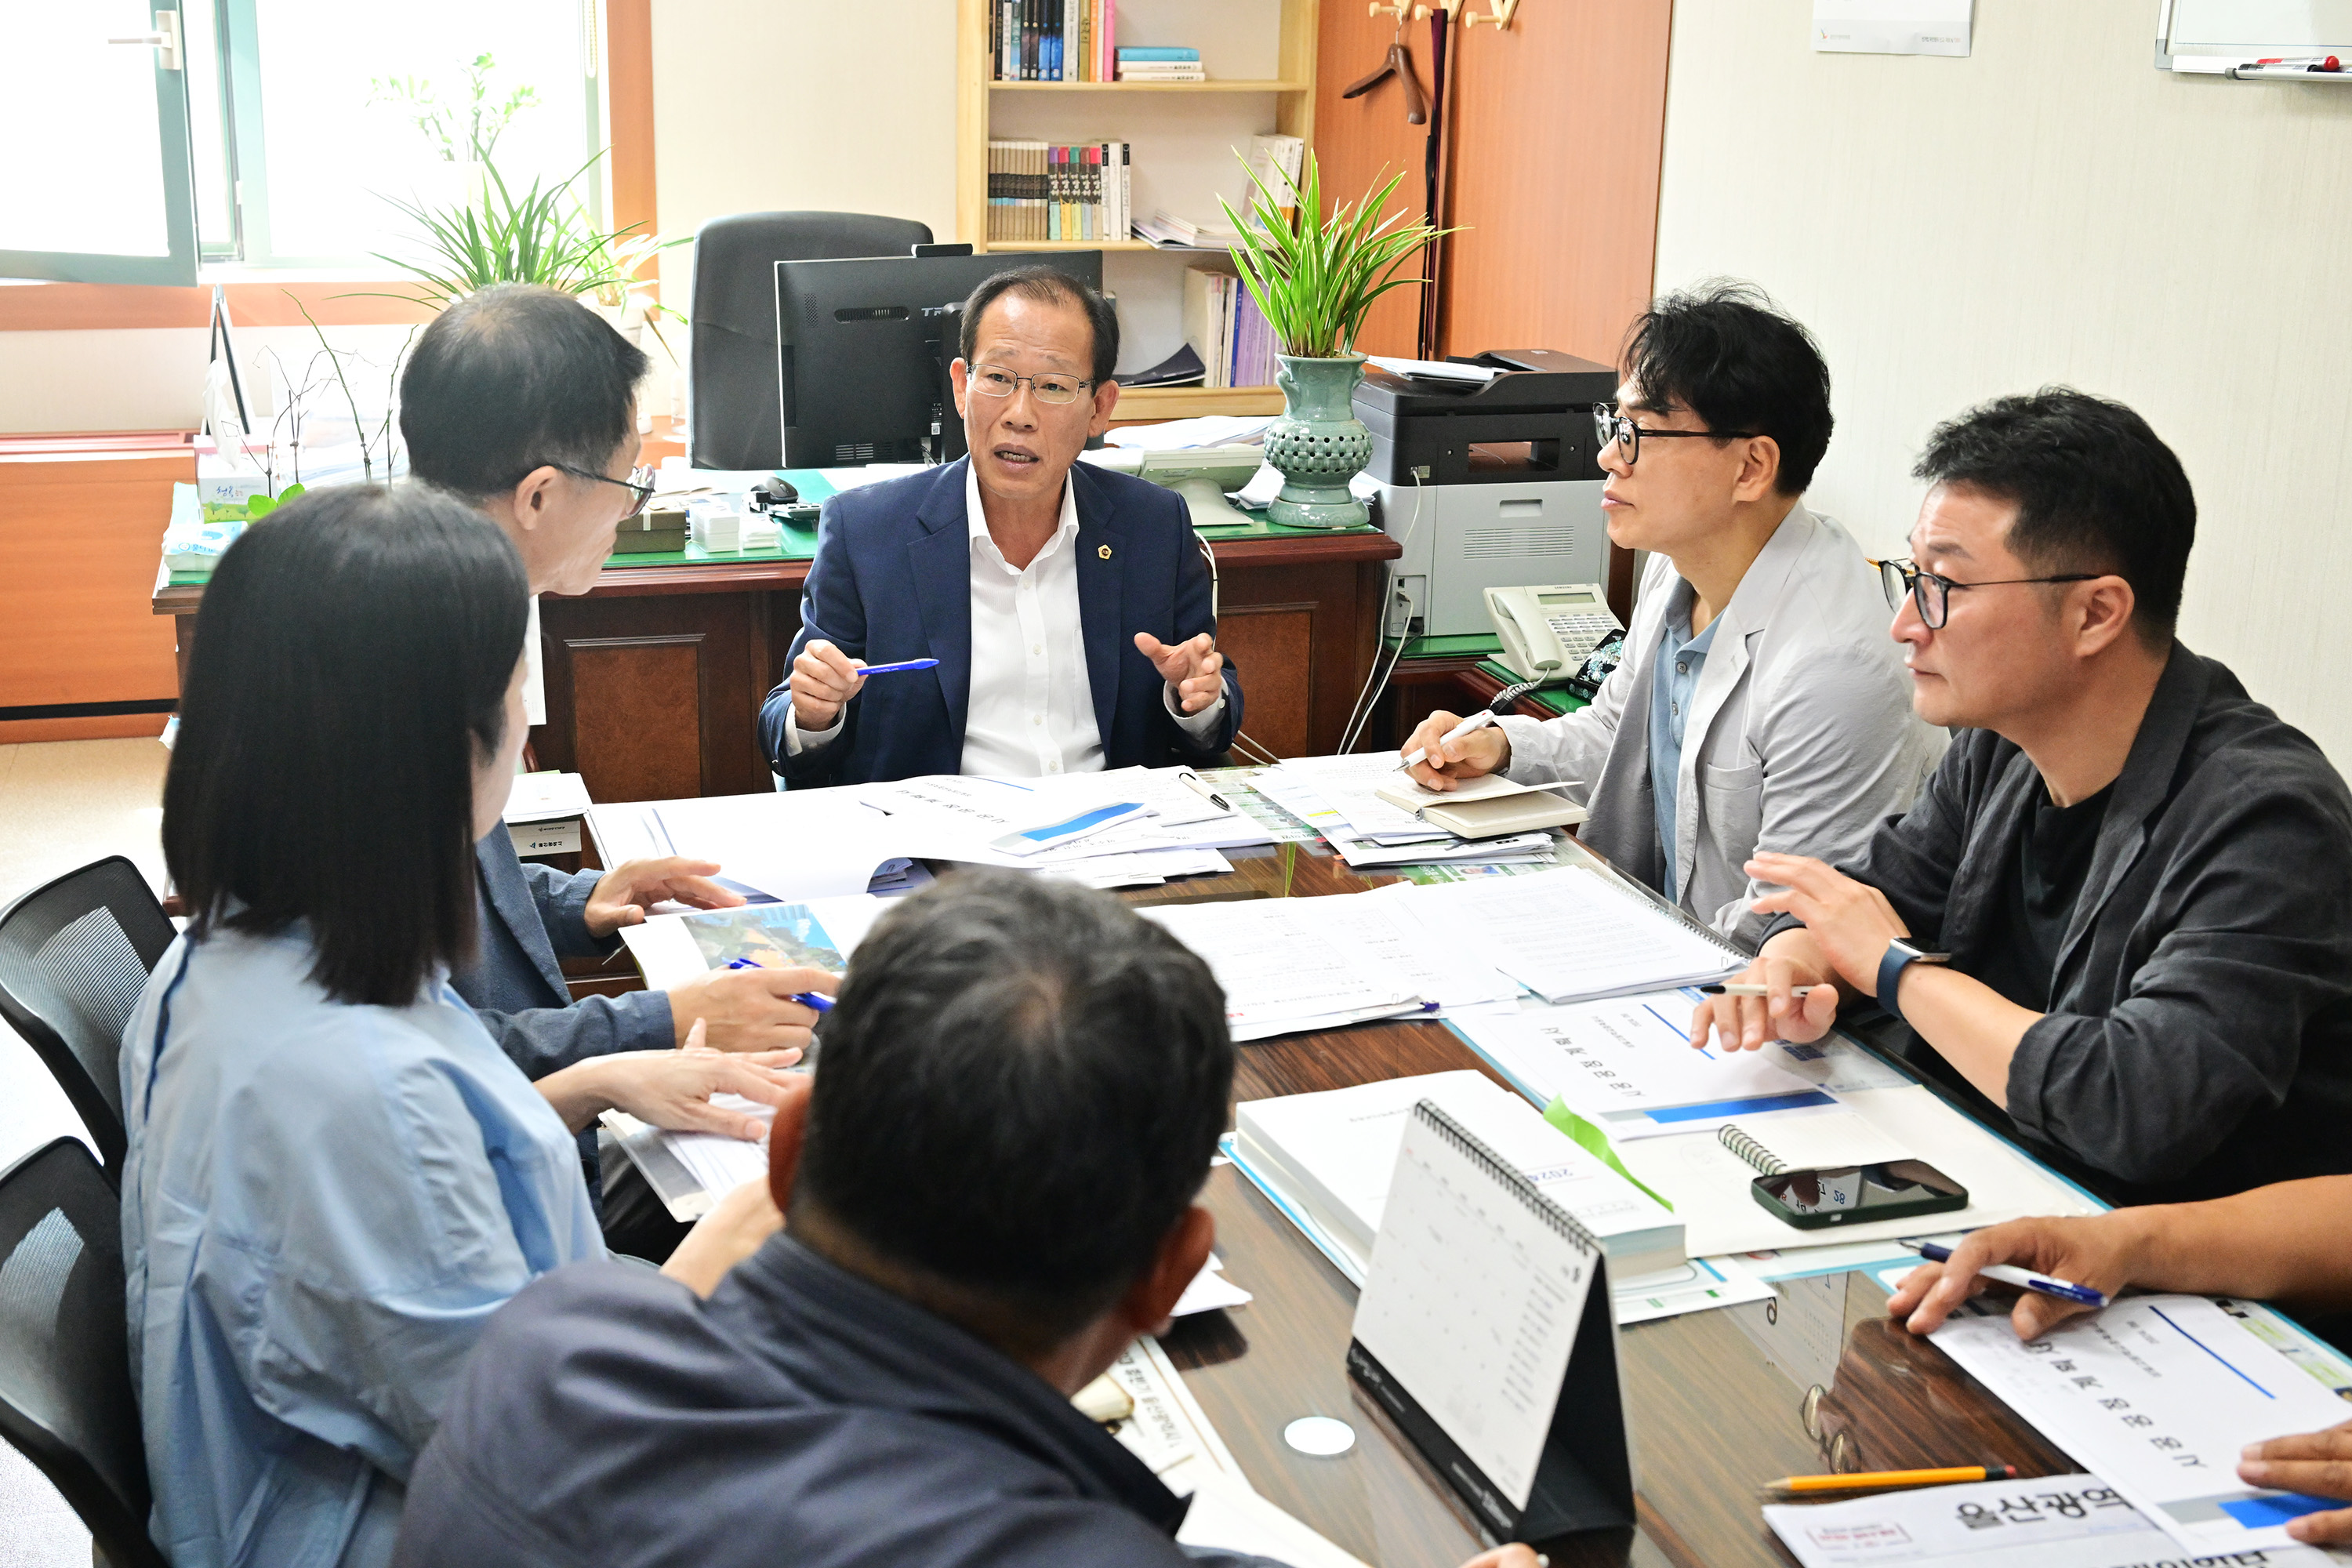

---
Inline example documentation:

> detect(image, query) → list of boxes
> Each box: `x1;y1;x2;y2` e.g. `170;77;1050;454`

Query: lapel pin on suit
1098;544;1112;559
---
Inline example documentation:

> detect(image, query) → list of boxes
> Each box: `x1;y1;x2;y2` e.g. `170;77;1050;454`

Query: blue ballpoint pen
855;658;941;675
1904;1240;2108;1308
724;956;836;1012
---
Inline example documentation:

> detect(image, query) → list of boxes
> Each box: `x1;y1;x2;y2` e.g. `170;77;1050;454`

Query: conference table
1112;839;2078;1568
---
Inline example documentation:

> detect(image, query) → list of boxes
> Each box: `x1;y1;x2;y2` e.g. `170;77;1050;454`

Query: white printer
1353;350;1618;637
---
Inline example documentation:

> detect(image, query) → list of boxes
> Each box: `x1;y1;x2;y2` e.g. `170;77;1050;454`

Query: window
0;0;602;285
0;0;198;284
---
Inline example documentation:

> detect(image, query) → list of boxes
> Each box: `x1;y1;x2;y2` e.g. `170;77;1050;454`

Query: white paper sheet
1270;753;1457;841
1288;892;1519;1012
1141;899;1429;1040
1931;1298;2352;1553
1611;1252;1778;1326
503;770;591;824
1766;1472;2225;1568
1387;869;1741;1004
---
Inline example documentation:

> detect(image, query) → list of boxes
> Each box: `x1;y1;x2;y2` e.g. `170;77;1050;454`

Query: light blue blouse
118;924;604;1568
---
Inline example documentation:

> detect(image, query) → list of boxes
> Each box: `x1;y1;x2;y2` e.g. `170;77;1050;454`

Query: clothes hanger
1343;2;1428;125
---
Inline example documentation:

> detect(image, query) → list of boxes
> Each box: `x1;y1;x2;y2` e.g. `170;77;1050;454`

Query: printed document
1140;899;1428;1040
1762;1471;2352;1568
1930;1297;2352;1552
1455;993;1908;1137
1387;869;1740;1003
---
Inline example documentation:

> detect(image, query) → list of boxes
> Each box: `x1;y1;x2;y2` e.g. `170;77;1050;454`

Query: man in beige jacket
1405;282;1944;945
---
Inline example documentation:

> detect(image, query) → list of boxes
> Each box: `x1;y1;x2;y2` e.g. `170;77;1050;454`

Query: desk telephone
1486;583;1625;697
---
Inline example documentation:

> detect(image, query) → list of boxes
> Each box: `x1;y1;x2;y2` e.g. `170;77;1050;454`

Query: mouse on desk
752;478;800;510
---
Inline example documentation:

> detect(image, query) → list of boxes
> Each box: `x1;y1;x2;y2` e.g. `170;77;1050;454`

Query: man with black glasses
401;285;834;1254
761;266;1241;787
1404;282;1944;943
1694;387;2352;1203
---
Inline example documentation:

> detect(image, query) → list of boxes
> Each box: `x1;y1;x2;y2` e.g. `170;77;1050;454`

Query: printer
1354;349;1618;637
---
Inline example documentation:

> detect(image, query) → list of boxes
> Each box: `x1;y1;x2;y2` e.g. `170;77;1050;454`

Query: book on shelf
1181;269;1275;390
996;0;1120;81
989;140;1131;243
1118;64;1207;81
1117;45;1200;60
1244;132;1305;217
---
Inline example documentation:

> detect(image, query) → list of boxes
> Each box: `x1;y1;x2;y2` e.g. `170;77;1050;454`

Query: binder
1348;1101;1636;1546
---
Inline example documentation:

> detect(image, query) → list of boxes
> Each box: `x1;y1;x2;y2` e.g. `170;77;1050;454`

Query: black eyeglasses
1876;557;2100;630
553;462;659;517
1593;407;1757;467
968;364;1095;405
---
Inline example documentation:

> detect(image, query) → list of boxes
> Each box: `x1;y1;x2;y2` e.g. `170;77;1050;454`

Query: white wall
2;323;425;435
648;0;960;300
1654;0;2352;765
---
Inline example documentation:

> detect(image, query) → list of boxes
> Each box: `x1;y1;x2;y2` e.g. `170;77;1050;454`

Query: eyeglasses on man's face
1875;557;2100;630
1592;406;1758;468
554;462;659;518
968;364;1094;406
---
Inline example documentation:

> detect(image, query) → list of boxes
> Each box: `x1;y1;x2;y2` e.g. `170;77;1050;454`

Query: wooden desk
154;528;1402;805
1118;848;2077;1567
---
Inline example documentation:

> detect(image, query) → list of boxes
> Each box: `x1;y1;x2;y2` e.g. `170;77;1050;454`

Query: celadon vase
1265;353;1372;529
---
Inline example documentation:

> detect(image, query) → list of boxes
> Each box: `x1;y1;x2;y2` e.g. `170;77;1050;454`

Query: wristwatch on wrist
1875;938;1951;1024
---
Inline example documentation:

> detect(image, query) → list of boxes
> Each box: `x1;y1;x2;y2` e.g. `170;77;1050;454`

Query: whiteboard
2158;0;2352;67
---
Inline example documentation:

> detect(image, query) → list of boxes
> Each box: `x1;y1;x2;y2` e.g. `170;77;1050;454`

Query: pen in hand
1900;1239;2107;1308
724;956;836;1013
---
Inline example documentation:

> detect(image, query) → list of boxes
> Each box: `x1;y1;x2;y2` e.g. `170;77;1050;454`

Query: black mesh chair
688;211;935;470
0;858;177;1173
0;1138;164;1568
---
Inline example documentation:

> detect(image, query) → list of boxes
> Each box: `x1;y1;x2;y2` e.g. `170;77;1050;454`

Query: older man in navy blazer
760;267;1242;787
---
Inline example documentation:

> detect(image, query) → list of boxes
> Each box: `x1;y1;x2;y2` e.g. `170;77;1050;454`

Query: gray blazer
1776;645;2352;1203
1497;503;1945;945
449;824;673;1080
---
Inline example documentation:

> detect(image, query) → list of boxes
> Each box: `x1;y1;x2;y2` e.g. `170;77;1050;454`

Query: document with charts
1457;991;1904;1136
1929;1296;2352;1552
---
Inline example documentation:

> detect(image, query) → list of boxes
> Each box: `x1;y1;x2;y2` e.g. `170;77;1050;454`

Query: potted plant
1221;152;1451;528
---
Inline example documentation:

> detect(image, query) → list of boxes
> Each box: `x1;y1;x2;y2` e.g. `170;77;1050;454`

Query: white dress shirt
788;466;1224;775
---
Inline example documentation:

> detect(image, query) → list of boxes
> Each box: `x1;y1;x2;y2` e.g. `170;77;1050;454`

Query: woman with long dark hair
121;484;794;1567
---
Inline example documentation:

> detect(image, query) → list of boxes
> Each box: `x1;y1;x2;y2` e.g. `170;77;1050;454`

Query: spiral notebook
1348;1101;1635;1545
1714;1108;1912;1175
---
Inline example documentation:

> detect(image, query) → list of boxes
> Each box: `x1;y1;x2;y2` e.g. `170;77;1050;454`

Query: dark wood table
154;529;1401;804
1119;847;2078;1568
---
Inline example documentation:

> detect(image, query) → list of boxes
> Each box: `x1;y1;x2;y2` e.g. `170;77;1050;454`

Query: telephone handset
1486;583;1624;690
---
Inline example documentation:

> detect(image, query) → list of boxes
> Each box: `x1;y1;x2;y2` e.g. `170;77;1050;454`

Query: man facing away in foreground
395;873;1537;1568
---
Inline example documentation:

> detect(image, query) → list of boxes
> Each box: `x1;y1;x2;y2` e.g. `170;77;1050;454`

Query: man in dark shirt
394;873;1540;1568
1691;389;2352;1204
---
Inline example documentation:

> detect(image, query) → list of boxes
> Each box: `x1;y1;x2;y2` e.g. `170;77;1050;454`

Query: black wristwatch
1875;938;1951;1024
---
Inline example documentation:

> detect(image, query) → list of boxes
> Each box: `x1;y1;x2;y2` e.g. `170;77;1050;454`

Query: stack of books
1117;46;1203;82
991;0;1116;82
1183;267;1279;390
987;140;1132;243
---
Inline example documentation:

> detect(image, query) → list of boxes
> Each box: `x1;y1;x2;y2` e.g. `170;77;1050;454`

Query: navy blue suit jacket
759;458;1243;788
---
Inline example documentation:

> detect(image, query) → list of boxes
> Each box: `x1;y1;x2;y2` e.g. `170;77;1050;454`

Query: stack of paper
1230;1069;1685;1281
1379;868;1740;1002
1253;756;1559;870
1139;898;1435;1040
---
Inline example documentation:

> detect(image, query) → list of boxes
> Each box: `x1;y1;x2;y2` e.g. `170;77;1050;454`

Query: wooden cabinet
157;530;1401;804
4;437;190;742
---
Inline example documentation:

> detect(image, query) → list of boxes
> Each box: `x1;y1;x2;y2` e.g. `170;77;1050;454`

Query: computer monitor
773;250;1105;468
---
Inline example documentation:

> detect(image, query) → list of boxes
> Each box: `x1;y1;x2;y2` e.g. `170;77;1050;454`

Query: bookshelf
955;0;1317;419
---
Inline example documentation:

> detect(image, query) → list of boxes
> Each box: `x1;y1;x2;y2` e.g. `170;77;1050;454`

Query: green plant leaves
1216;150;1461;360
353;151;688;319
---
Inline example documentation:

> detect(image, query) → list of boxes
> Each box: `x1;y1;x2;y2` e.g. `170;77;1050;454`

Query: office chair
688;211;935;470
0;858;177;1173
0;1138;165;1568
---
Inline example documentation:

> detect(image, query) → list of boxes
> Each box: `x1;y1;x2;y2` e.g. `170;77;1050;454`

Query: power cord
1334;469;1427;755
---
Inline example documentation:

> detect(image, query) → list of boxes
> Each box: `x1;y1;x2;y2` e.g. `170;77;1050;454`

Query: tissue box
197;456;269;521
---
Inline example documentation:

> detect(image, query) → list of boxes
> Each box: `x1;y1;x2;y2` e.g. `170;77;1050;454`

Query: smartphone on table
1750;1160;1969;1229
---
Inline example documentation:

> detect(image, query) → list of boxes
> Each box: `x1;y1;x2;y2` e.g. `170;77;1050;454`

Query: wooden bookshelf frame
955;0;1316;419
